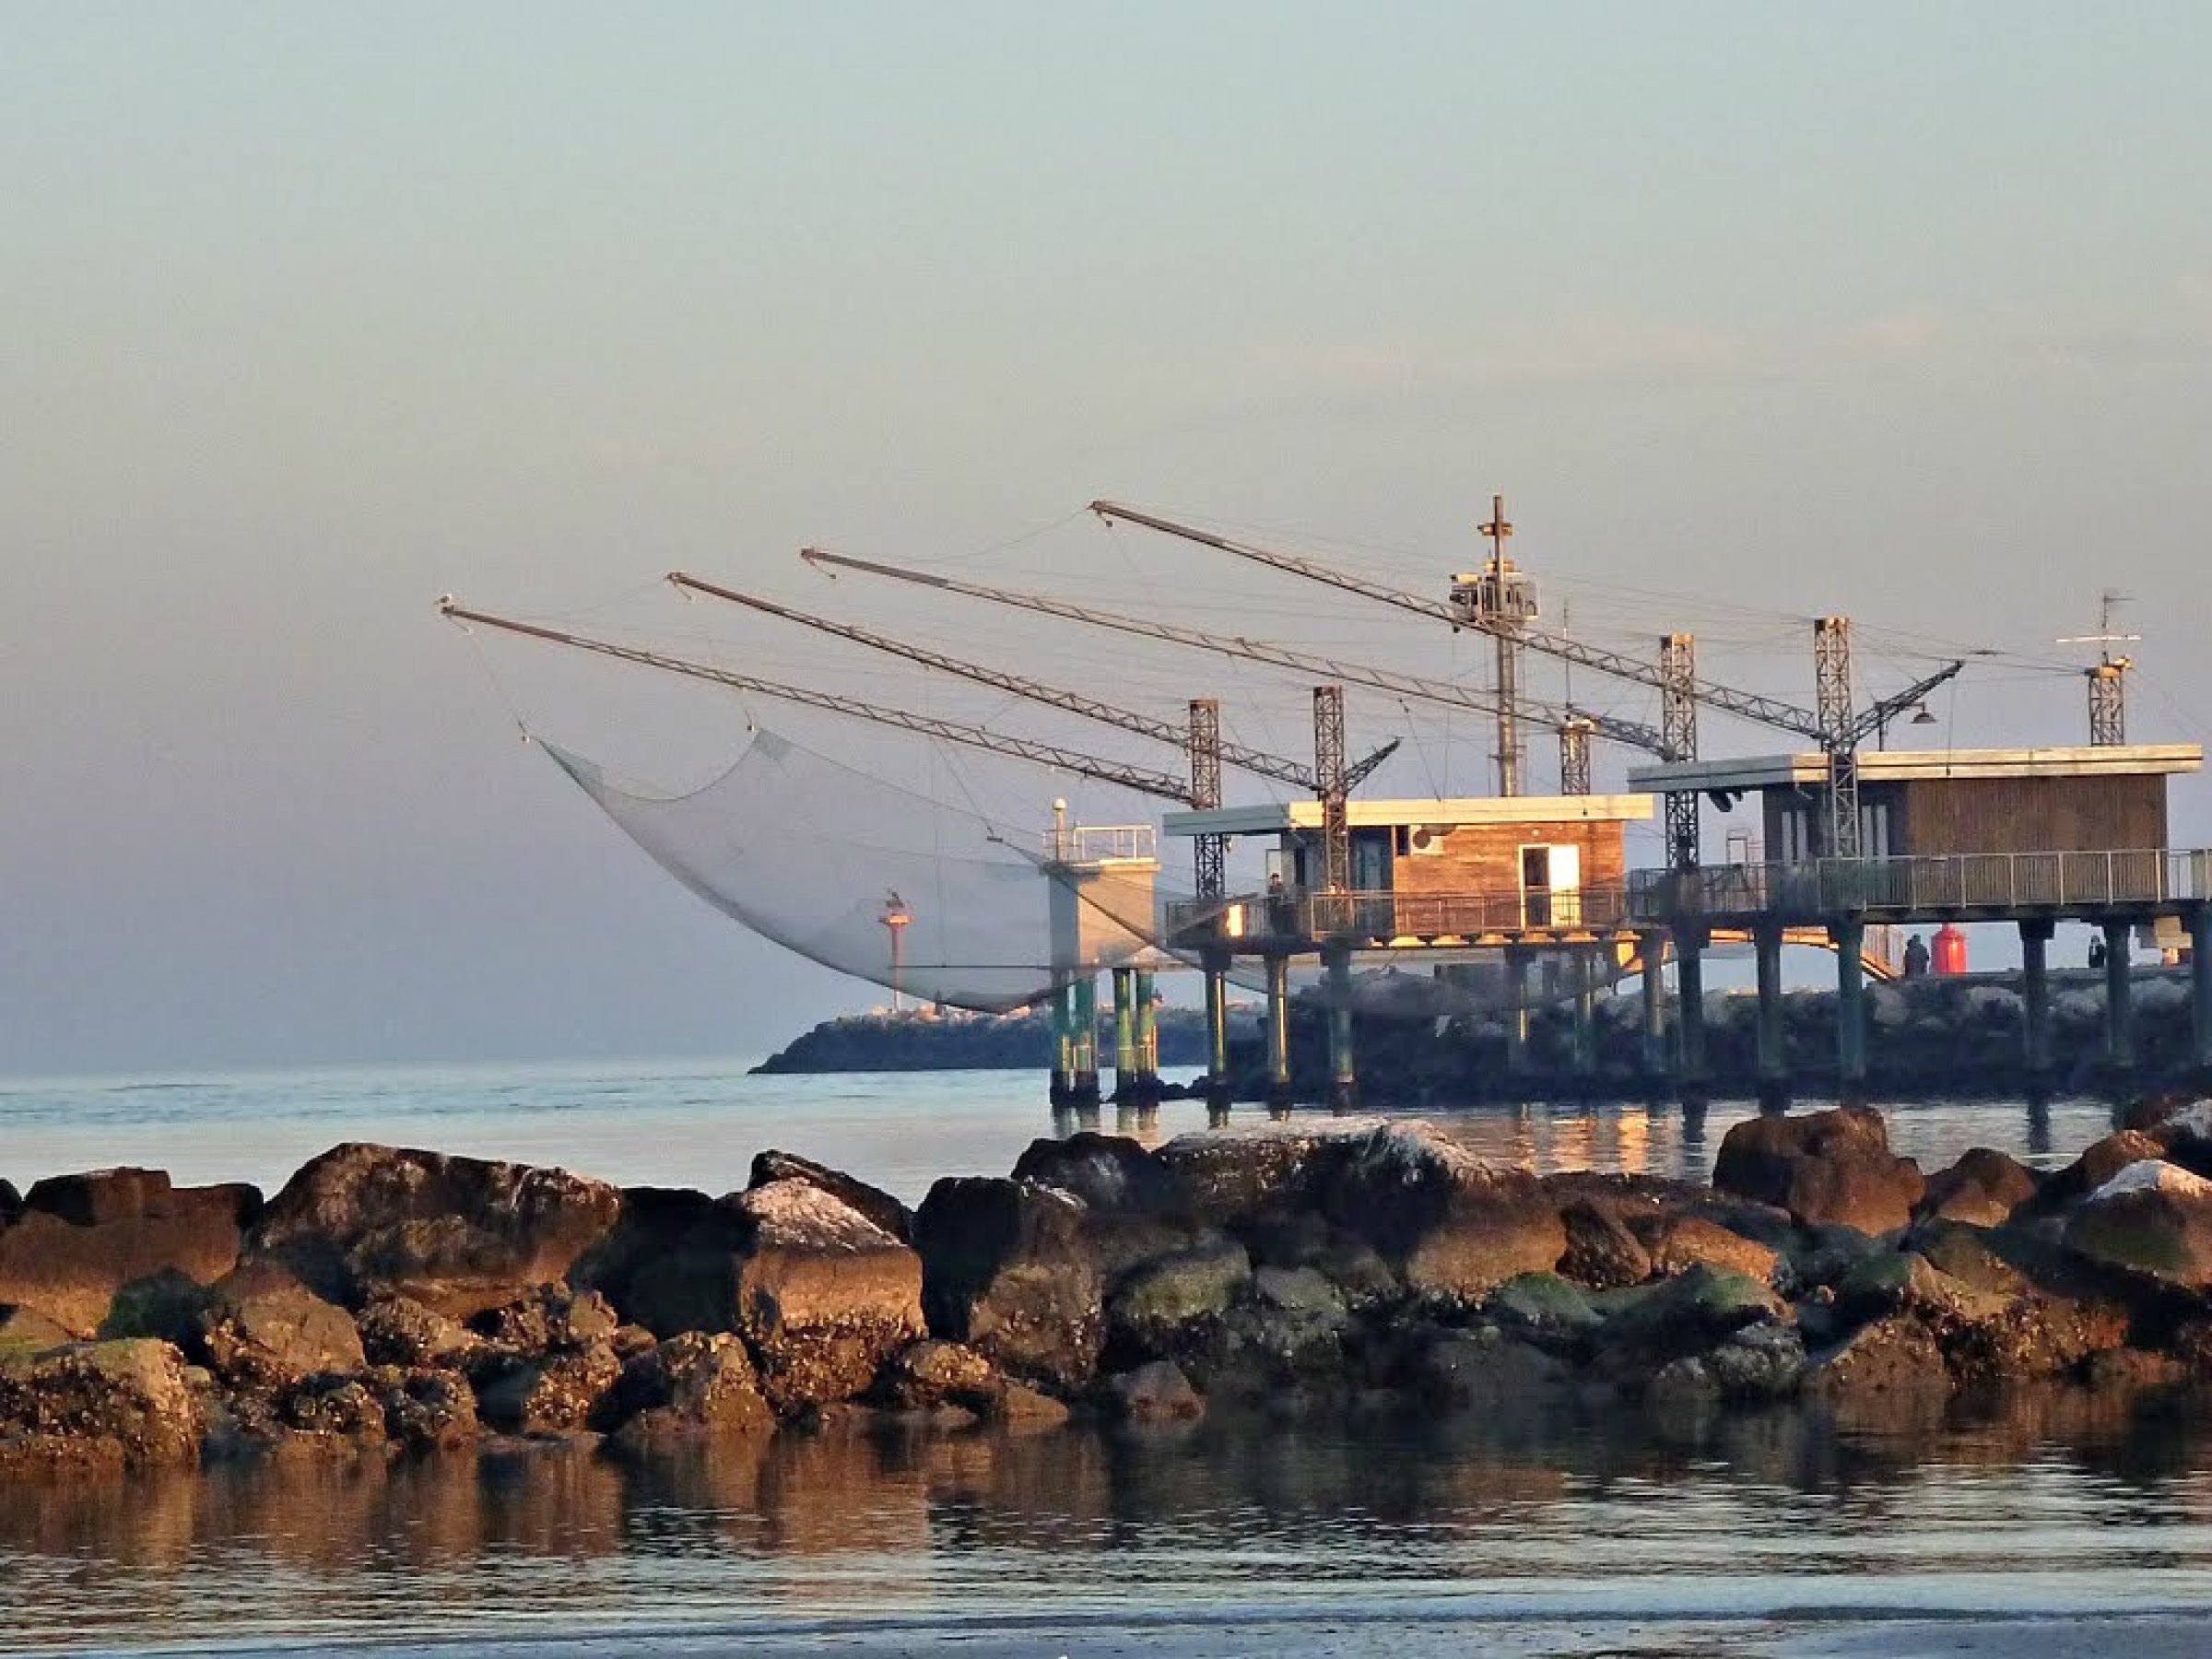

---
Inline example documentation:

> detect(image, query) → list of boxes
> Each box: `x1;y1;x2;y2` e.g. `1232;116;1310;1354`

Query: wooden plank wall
1899;774;2168;855
1392;820;1629;896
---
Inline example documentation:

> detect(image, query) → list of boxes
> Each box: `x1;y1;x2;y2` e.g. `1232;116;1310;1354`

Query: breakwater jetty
10;1097;2212;1475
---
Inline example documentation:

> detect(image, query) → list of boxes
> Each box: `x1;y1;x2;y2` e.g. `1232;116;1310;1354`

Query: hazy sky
5;4;2209;1077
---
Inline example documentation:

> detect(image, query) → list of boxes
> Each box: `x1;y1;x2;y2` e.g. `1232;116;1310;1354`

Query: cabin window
1351;829;1394;892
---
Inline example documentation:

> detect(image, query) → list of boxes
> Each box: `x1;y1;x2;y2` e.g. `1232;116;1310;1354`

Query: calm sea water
2;1060;2205;1657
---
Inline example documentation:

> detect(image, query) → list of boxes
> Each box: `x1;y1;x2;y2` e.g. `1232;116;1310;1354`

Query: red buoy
1932;922;1968;976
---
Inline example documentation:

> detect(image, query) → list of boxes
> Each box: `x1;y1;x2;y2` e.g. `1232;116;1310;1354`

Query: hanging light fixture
1910;701;1938;726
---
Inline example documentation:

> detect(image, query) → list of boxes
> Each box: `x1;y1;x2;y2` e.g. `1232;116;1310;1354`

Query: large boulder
475;1345;623;1435
1104;1359;1204;1422
0;1180;20;1224
728;1179;924;1413
2063;1160;2212;1288
195;1264;367;1387
470;1284;619;1356
375;1366;480;1453
1915;1148;2041;1228
1154;1124;1368;1229
1712;1107;1924;1233
747;1150;913;1244
1011;1134;1190;1218
873;1338;1008;1415
0;1170;256;1336
248;1144;621;1318
1318;1125;1564;1300
572;1185;749;1336
913;1177;1104;1391
356;1295;483;1370
0;1339;204;1470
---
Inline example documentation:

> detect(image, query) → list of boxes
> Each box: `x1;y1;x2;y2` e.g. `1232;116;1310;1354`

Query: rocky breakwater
12;1103;2212;1473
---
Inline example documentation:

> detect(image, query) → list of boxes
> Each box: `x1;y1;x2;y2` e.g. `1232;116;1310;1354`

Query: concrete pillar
2019;920;2053;1083
2104;919;2135;1072
1639;932;1668;1078
1673;925;1708;1093
1111;967;1138;1099
1504;944;1534;1076
1324;943;1356;1110
1571;947;1599;1079
1134;967;1159;1100
1754;924;1787;1101
2193;909;2212;1077
1265;953;1292;1109
1833;918;1867;1095
1069;974;1100;1106
1202;953;1231;1109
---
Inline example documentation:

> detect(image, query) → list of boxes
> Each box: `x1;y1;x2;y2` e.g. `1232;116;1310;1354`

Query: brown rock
730;1180;924;1413
248;1143;621;1319
2062;1159;2212;1288
470;1284;619;1355
1321;1125;1564;1301
0;1174;254;1337
1557;1198;1653;1289
196;1265;367;1386
1712;1106;1924;1233
0;1339;204;1470
1915;1147;2041;1228
1154;1125;1353;1228
1637;1216;1780;1285
914;1177;1104;1391
875;1338;1007;1414
0;1180;20;1224
748;1149;913;1244
1105;1359;1204;1422
476;1343;623;1434
376;1366;480;1452
572;1186;747;1336
608;1332;773;1443
2032;1130;2168;1215
356;1295;482;1369
1804;1315;1954;1427
1011;1133;1190;1218
0;1304;75;1360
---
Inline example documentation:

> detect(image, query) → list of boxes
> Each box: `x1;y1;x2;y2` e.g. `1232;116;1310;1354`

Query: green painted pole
1135;967;1159;1098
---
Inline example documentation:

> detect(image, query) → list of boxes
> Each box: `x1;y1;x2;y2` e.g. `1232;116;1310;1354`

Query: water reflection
8;1397;2212;1653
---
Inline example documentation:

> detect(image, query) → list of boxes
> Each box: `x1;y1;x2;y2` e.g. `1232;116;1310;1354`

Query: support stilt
1754;924;1787;1106
1674;924;1708;1098
2020;919;2053;1088
1048;980;1077;1107
1324;943;1356;1110
1504;944;1534;1076
1571;947;1598;1080
1265;953;1292;1110
1069;973;1100;1106
1203;952;1231;1109
2103;919;2135;1074
1833;918;1867;1097
1134;967;1159;1102
1639;931;1668;1080
1111;966;1138;1100
2192;908;2212;1080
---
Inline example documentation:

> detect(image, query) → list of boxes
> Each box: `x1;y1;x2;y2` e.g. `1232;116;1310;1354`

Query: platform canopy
1162;794;1654;840
1627;744;2203;795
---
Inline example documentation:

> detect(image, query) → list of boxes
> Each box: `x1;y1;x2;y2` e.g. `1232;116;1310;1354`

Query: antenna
2057;589;2141;747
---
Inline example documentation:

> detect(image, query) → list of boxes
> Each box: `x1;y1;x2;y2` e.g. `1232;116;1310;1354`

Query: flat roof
1627;744;2204;794
1163;794;1654;839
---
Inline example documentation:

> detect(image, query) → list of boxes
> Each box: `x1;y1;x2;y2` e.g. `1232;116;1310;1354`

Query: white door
1548;844;1582;925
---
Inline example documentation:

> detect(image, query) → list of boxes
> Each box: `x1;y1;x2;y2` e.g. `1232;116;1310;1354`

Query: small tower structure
1448;494;1540;797
878;889;912;1012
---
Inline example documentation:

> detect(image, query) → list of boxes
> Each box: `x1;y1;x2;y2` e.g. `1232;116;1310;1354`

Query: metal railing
1628;849;2212;924
1160;849;2212;950
1042;823;1158;864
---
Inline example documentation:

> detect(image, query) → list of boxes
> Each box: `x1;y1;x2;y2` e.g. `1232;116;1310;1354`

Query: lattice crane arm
436;598;1192;803
797;547;1671;757
664;571;1345;793
1849;660;1964;747
1088;499;1834;742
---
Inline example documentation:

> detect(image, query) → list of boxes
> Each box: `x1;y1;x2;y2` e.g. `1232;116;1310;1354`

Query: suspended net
538;725;1233;1013
536;724;1652;1033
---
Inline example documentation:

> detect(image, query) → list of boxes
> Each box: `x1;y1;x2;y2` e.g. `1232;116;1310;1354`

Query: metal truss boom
436;599;1192;803
797;547;1670;762
664;571;1382;794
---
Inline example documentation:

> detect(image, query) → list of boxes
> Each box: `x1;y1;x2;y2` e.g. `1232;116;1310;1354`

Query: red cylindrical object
1932;922;1968;975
